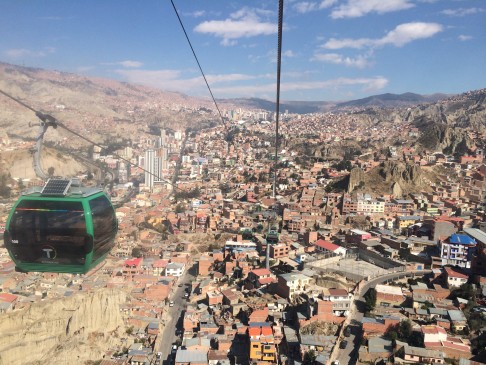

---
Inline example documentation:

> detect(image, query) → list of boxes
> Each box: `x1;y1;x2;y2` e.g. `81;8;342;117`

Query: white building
165;262;185;277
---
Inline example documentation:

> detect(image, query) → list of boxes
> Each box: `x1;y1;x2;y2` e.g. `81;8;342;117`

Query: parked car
344;326;351;337
340;340;348;349
169;301;174;307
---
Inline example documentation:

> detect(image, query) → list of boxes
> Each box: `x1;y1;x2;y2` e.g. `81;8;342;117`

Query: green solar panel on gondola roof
41;178;72;196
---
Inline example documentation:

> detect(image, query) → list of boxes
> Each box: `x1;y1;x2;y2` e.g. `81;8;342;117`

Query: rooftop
448;234;476;245
375;284;403;296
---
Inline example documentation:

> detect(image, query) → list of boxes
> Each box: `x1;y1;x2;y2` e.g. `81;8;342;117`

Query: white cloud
194;7;276;45
458;34;473;41
283;50;296;58
377;22;443;46
5;47;55;58
331;0;414;19
118;60;143;68
114;68;387;99
6;49;31;58
320;0;338;9
115;69;218;96
205;73;258;83
294;0;338;13
182;10;206;18
312;53;371;68
282;77;388;91
441;7;485;17
323;22;443;49
212;76;388;97
294;2;319;14
114;68;271;95
324;38;371;50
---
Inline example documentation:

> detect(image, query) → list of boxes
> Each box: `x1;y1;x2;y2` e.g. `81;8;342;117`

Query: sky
0;0;485;102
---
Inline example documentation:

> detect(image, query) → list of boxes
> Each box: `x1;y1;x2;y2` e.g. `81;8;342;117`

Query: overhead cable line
272;0;284;199
0;89;186;194
170;0;227;130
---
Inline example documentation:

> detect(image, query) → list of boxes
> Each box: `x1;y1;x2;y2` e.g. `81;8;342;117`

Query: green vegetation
131;247;143;258
332;159;353;172
471;331;486;361
468;311;486;333
174;187;201;201
451;283;476;301
386;319;423;346
303;350;316;365
175;203;186;213
364;288;377;313
219;182;231;194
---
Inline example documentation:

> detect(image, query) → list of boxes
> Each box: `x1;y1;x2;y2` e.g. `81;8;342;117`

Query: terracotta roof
328;288;348;296
314;239;341;251
444;266;468;279
124;257;143;267
422;325;447;335
258;277;276;285
251;268;272;276
152;259;169;268
0;293;17;303
261;326;273;336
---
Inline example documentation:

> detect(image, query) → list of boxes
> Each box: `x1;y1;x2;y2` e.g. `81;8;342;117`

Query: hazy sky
1;0;485;101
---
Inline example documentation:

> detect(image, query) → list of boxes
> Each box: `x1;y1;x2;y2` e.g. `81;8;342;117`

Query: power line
272;0;284;200
0;89;186;194
170;0;227;130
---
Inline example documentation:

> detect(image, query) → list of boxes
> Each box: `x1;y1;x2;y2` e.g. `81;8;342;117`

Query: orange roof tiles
0;293;18;303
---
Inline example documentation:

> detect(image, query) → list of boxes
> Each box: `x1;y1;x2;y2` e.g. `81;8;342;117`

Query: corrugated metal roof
464;228;486;244
175;349;207;363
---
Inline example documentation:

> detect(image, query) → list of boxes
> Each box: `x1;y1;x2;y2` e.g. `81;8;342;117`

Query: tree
451;283;476;302
399;319;413;339
468;312;486;332
364;288;377;312
175;203;185;213
219;182;231;194
17;178;24;190
47;166;55;177
332;159;352;172
303;350;316;365
131;247;143;258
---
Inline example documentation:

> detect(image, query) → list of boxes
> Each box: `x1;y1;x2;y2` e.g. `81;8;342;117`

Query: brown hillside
347;161;444;197
0;146;92;180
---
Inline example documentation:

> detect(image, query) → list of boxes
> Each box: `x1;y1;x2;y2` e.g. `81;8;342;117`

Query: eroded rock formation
0;288;127;365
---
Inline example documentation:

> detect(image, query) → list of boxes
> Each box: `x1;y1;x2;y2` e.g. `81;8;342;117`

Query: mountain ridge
0;61;455;116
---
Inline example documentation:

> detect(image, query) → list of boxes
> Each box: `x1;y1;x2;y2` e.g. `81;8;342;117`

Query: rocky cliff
0;288;127;365
406;89;486;153
347;161;436;197
347;167;365;193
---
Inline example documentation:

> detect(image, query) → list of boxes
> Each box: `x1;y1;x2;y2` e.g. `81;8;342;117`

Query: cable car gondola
4;178;117;274
266;227;280;245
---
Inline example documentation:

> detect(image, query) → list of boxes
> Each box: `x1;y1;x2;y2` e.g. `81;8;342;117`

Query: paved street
158;263;196;365
333;270;431;365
